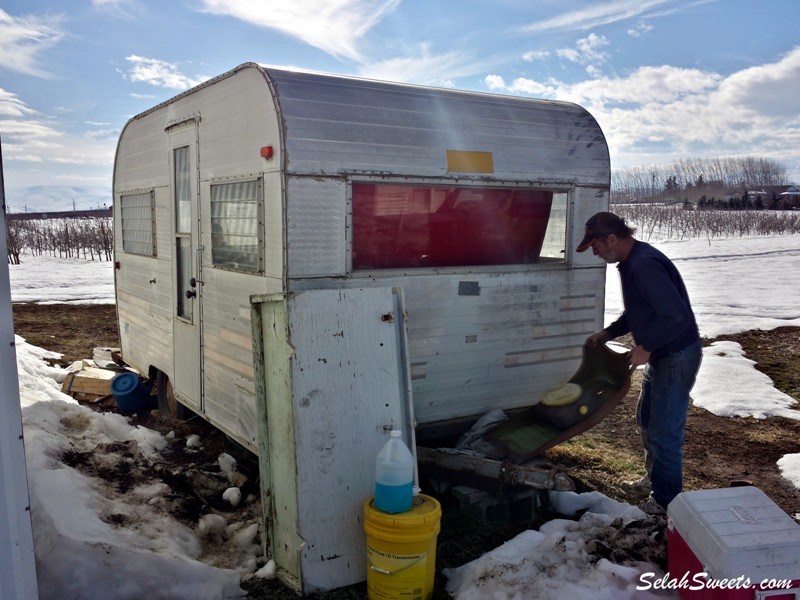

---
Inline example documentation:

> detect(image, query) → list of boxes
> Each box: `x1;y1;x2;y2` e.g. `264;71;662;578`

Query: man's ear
606;234;618;246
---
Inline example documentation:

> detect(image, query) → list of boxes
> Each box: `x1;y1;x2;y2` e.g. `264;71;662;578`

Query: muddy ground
12;303;800;598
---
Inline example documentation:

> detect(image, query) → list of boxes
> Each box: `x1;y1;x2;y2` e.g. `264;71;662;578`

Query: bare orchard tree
5;216;113;263
612;203;800;242
6;218;21;265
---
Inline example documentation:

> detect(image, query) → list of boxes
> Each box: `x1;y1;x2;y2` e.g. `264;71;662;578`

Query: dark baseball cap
576;212;629;252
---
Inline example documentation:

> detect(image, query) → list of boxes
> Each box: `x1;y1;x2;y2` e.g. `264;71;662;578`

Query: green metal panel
251;293;303;592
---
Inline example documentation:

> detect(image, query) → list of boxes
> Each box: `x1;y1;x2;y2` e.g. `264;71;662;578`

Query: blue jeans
636;339;702;508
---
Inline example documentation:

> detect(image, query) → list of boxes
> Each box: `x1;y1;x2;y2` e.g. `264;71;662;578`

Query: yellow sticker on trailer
446;150;494;173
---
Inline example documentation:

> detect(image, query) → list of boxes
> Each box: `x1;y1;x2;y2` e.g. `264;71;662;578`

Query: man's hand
585;330;611;347
628;345;651;368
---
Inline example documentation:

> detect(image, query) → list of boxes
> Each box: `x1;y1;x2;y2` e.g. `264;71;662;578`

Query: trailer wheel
155;371;187;421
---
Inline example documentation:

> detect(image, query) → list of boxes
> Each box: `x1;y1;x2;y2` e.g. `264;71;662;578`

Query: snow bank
16;336;245;599
692;341;799;420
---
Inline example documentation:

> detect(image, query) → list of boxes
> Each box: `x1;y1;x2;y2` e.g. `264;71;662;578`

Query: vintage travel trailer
112;62;610;593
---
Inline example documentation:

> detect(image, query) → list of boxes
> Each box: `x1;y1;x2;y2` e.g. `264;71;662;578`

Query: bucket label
367;544;430;600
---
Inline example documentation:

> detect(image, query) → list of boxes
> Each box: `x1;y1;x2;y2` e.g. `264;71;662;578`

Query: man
577;212;702;514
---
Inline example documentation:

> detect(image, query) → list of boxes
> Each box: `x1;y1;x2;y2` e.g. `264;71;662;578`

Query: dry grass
12;303;120;365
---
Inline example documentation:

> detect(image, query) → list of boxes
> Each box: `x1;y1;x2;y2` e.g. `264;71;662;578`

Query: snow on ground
604;234;800;337
692;341;800;421
16;338;249;599
9;253;115;304
8;232;800;599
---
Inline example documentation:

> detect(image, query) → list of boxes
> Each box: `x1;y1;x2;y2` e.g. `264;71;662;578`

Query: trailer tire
155;371;188;422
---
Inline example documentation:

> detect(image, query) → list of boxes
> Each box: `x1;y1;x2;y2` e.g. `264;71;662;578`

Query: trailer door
168;121;202;411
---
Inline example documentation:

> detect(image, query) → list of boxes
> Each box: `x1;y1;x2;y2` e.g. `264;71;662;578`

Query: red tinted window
352;183;553;269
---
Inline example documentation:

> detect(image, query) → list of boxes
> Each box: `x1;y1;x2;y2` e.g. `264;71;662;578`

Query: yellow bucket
363;494;442;600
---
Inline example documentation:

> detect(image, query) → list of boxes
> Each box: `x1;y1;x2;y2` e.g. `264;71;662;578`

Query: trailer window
352;183;563;270
120;191;156;256
210;179;263;273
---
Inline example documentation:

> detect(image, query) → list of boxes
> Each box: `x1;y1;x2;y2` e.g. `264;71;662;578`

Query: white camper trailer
113;62;610;593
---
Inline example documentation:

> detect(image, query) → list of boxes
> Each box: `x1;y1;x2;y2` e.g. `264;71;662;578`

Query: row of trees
6;217;113;265
611;203;800;242
612;156;792;203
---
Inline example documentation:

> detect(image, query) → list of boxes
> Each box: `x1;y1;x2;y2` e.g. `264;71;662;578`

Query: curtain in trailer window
352;183;557;270
210;179;263;273
120;191;155;256
174;147;191;234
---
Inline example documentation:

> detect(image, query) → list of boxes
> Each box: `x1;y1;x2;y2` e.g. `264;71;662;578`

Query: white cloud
484;75;507;90
627;21;653;37
519;0;681;33
0;104;114;174
197;0;400;61
570;65;721;104
0;117;73;167
123;56;208;90
1;117;114;169
715;46;800;119
0;8;64;77
485;75;559;97
0;88;37;118
555;33;610;66
483;51;800;179
92;0;143;20
358;45;479;86
0;118;63;149
84;128;119;141
129;92;158;100
522;50;550;62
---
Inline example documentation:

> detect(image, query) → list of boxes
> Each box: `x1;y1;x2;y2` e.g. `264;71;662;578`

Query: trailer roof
128;62;610;186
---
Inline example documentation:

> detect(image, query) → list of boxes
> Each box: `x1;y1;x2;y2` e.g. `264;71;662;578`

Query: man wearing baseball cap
579;211;701;515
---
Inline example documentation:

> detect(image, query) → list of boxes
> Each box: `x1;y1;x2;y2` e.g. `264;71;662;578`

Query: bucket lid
111;372;139;395
365;494;441;528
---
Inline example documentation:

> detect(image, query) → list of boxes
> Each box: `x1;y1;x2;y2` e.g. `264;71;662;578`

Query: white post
0;136;39;598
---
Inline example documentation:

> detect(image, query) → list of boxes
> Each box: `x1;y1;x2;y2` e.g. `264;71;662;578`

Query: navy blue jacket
605;240;699;359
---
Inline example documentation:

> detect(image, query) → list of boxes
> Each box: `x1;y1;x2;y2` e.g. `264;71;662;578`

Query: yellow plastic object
364;494;442;600
540;382;582;406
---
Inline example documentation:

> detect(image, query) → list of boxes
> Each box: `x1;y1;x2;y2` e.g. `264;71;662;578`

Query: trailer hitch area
416;447;575;495
498;458;575;493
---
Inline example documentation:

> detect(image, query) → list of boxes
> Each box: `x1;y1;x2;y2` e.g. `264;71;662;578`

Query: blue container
111;372;149;412
374;430;414;514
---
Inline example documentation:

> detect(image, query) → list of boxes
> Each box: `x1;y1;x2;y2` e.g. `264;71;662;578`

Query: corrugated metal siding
288;267;605;424
115;259;173;376
200;269;266;451
286;176;347;278
265;68;608;185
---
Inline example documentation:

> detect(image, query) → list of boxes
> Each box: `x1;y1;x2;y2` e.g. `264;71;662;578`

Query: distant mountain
4;184;111;214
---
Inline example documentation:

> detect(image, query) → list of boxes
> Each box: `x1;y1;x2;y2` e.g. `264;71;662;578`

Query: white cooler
667;486;800;599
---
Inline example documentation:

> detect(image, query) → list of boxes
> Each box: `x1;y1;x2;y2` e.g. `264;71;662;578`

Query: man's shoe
640;495;666;516
622;475;651;496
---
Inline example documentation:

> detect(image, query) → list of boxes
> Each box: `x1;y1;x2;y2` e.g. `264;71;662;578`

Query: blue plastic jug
374;430;414;513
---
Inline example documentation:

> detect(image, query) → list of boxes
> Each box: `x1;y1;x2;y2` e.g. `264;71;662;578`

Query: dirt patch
12;303;120;366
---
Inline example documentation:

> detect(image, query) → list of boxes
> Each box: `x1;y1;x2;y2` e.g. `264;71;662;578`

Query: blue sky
1;0;799;212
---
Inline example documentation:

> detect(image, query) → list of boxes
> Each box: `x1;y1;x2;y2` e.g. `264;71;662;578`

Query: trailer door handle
189;277;197;287
186;290;197;299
